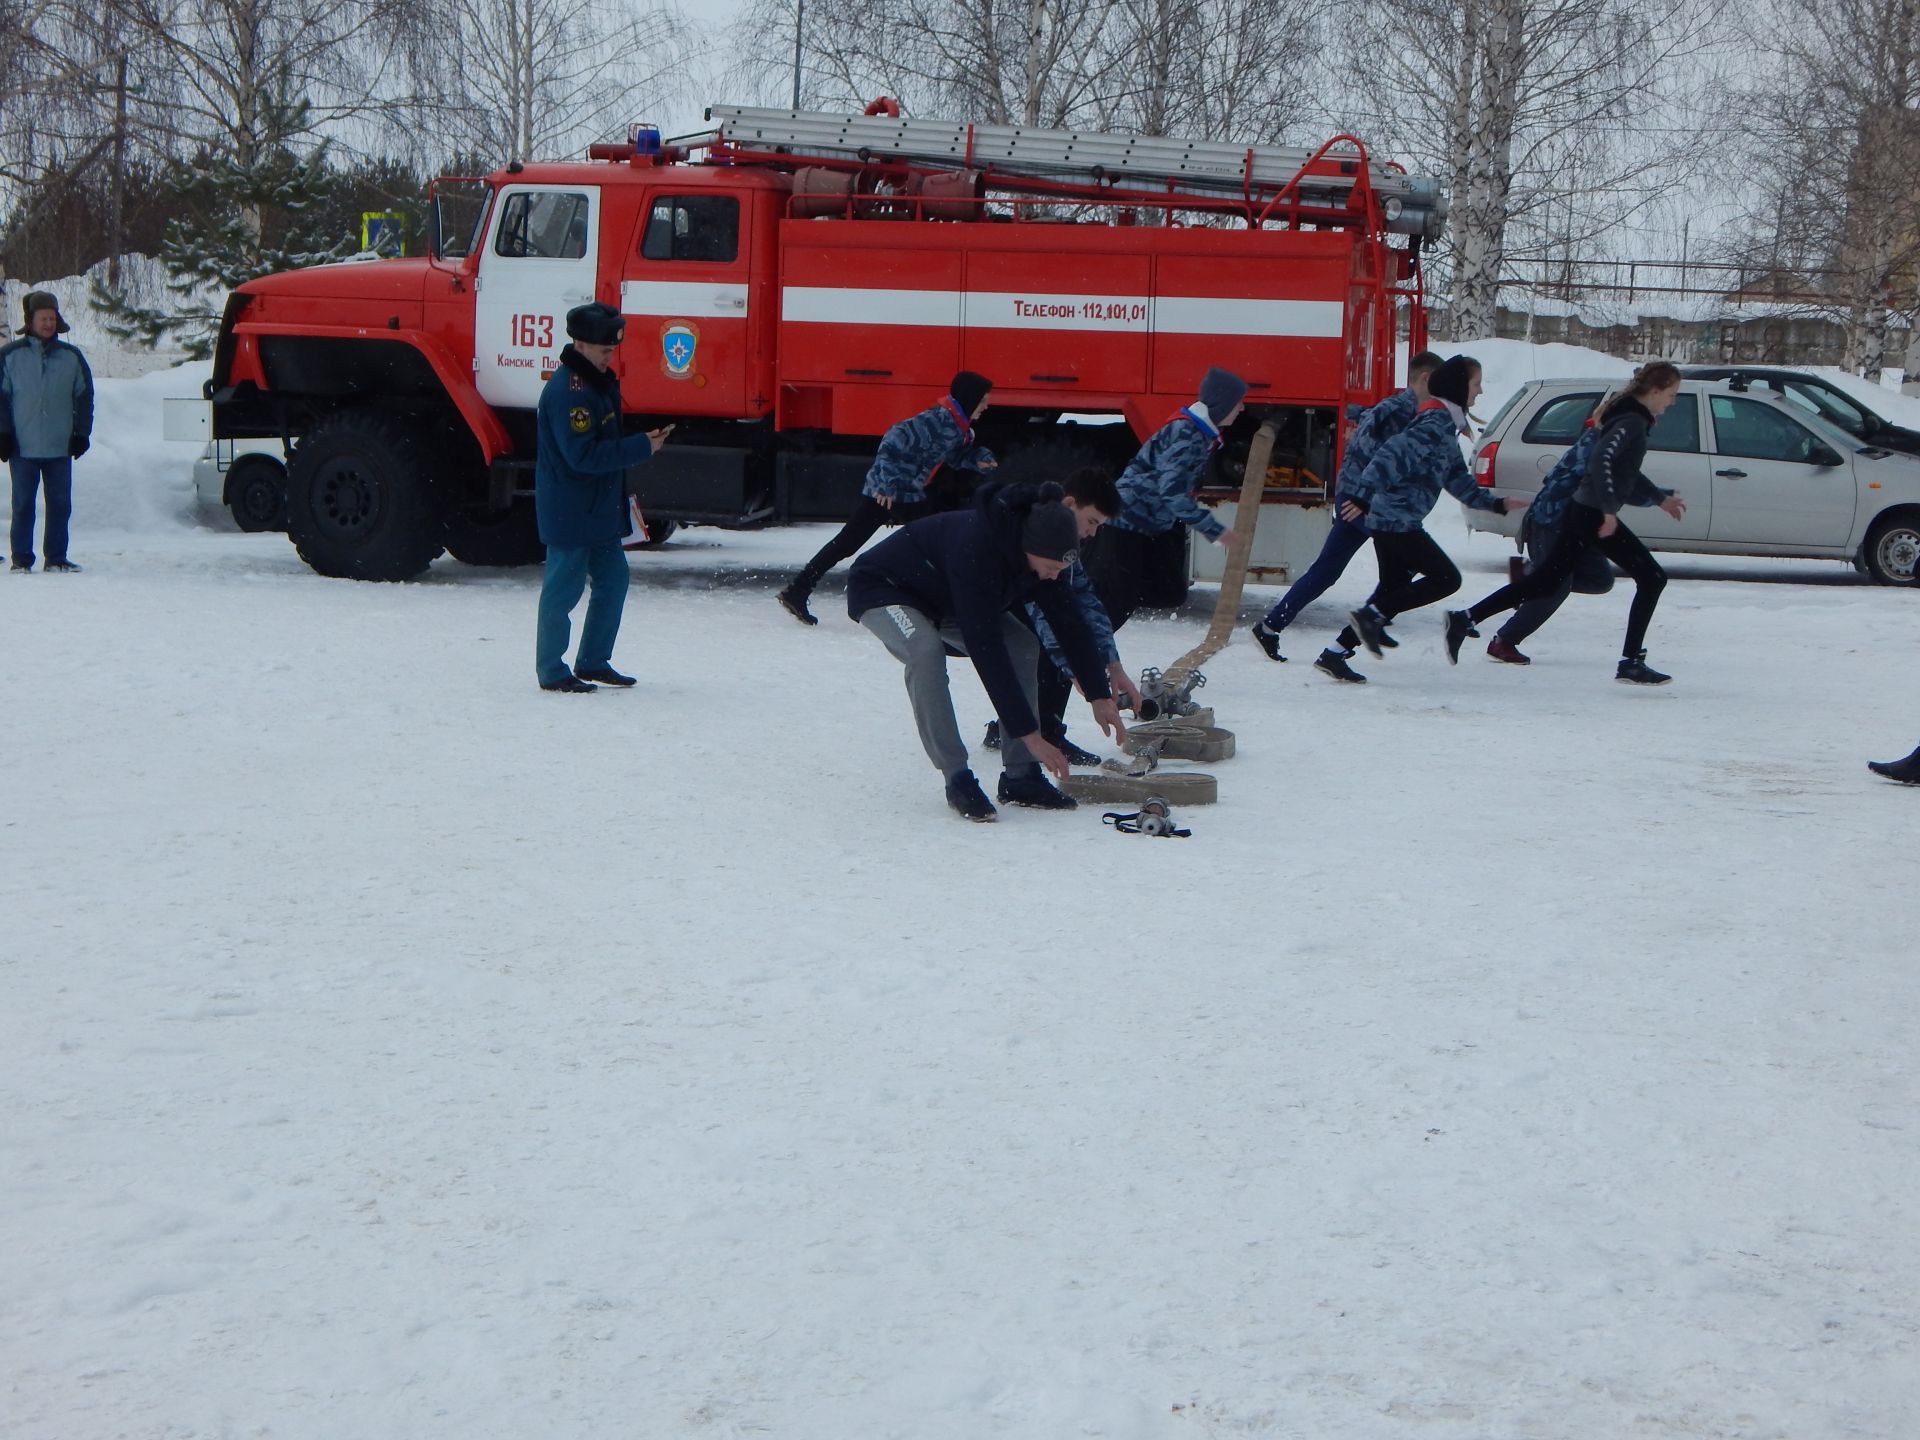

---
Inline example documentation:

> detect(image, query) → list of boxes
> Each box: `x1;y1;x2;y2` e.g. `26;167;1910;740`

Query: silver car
1462;376;1920;584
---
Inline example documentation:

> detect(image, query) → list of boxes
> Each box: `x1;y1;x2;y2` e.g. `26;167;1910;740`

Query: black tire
445;501;545;567
285;412;447;580
1862;510;1920;586
226;454;288;532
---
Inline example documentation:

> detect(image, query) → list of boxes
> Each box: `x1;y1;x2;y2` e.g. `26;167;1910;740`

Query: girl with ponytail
1445;362;1689;684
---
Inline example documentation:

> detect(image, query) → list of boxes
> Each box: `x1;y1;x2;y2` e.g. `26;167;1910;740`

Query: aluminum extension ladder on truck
703;100;1446;596
203;96;1445;584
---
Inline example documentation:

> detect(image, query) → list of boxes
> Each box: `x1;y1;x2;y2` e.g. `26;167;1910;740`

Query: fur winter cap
22;290;70;334
950;370;993;416
1021;483;1080;562
1197;367;1247;419
1428;355;1480;409
566;302;625;346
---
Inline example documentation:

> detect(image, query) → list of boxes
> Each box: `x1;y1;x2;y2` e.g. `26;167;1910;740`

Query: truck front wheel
286;412;447;580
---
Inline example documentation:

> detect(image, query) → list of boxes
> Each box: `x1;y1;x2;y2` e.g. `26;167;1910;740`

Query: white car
1462;376;1920;584
193;440;288;532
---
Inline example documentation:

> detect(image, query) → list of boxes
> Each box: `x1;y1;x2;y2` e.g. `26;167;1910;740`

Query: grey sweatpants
859;604;1040;778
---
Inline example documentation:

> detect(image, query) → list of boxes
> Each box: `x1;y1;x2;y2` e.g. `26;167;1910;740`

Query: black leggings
790;495;932;595
1466;502;1666;657
1332;527;1461;650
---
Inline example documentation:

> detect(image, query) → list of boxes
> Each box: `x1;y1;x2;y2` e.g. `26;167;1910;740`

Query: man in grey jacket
1;291;95;572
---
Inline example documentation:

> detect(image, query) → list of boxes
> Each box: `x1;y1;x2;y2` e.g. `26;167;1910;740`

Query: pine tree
90;97;353;359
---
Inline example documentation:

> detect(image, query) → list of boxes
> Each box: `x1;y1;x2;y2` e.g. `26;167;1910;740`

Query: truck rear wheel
446;501;545;567
286;412;447;580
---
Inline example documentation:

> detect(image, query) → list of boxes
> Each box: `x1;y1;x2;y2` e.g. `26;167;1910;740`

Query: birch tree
1345;0;1720;340
417;0;693;162
1738;0;1920;378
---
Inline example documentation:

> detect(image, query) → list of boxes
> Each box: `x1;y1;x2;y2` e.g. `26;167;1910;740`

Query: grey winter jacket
0;336;94;458
1345;403;1506;534
862;399;996;503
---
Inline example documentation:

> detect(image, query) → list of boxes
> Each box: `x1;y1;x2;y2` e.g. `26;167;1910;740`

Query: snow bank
2;255;200;378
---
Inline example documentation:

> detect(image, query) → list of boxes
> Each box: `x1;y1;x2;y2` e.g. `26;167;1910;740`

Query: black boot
576;665;635;687
1313;649;1367;684
540;673;597;693
1868;746;1920;784
945;769;998;821
1346;604;1391;657
983;720;1001;750
997;767;1077;810
1443;609;1479;665
1615;650;1672;685
1249;621;1287;662
776;585;818;626
1054;733;1104;767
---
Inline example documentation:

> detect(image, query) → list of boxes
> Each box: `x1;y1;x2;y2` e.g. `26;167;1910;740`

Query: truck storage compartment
629;446;772;524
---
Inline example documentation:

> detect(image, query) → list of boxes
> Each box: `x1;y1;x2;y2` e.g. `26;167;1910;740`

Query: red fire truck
206;101;1443;581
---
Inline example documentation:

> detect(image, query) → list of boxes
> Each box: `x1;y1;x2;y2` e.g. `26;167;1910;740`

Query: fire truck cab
207;104;1442;582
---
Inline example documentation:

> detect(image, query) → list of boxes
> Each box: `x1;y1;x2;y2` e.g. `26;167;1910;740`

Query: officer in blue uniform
534;302;671;692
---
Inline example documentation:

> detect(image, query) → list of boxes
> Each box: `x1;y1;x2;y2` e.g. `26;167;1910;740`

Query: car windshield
1770;378;1872;437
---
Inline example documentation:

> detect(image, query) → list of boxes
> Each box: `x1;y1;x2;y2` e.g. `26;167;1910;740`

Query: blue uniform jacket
863;399;996;503
1346;404;1506;534
535;347;655;549
1529;424;1668;536
1027;560;1119;678
846;481;1112;737
1107;409;1225;540
1334;388;1418;499
0;336;94;458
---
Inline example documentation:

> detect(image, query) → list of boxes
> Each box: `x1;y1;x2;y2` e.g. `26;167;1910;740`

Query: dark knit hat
22;290;70;334
1428;355;1479;409
1197;367;1247;419
1021;483;1080;562
950;370;992;416
566;302;625;346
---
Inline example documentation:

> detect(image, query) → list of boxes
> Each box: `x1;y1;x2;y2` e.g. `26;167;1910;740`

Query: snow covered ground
4;358;1919;1440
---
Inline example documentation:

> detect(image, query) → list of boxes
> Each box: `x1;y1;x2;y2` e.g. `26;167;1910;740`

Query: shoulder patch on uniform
569;406;592;434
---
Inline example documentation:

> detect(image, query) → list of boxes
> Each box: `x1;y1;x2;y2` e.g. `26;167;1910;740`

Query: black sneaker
1313;649;1367;684
1374;623;1399;650
9;560;30;573
43;559;80;572
1867;747;1920;784
539;674;598;693
997;768;1077;810
1347;605;1390;657
1615;650;1672;685
1249;621;1287;662
1443;609;1479;664
575;666;635;687
946;768;998;821
1056;735;1103;767
983;720;1001;751
776;586;818;626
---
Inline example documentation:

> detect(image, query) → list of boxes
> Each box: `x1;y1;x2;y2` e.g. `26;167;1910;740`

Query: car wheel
1863;511;1920;586
226;454;288;532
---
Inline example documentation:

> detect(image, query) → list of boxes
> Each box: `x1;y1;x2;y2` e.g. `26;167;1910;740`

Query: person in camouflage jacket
776;372;997;624
1249;350;1442;662
1308;355;1525;683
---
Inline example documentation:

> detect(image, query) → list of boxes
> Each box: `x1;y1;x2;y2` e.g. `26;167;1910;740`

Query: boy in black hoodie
848;480;1126;821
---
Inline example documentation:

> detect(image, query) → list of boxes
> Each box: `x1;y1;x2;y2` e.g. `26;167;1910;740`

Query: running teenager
1081;368;1244;629
777;371;997;624
1308;355;1525;683
1249;349;1443;662
1482;408;1684;665
1445;362;1684;684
